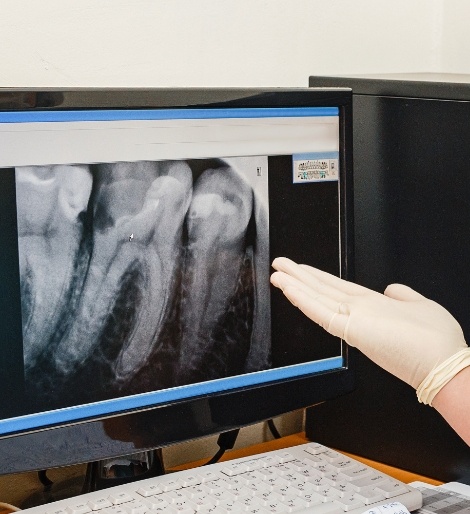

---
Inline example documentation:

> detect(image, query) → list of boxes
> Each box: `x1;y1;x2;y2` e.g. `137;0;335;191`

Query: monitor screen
0;88;353;475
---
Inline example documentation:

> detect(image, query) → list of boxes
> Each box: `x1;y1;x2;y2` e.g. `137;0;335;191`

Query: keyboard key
297;467;322;481
66;502;92;514
305;443;327;455
121;500;148;514
137;484;162;497
316;463;337;475
257;468;279;480
180;474;202;487
331;459;358;472
277;452;296;463
190;495;215;510
166;490;189;502
148;507;173;514
100;507;128;514
183;484;206;497
211;489;236;503
241;472;263;486
254;490;283;505
109;493;134;505
48;508;68;514
203;480;227;494
349;473;389;491
338;465;372;481
171;499;197;513
246;481;270;494
281;496;309;511
354;486;386;505
304;502;344;514
323;472;343;484
334;494;366;511
300;492;324;506
216;500;245;513
375;480;409;498
309;476;334;490
293;482;317;495
140;497;168;510
303;455;323;466
273;464;294;476
272;484;301;500
87;498;113;511
222;462;250;476
159;479;182;492
261;455;281;467
317;487;342;502
320;450;343;463
199;471;219;482
222;475;249;488
244;459;263;471
285;460;309;472
280;472;305;487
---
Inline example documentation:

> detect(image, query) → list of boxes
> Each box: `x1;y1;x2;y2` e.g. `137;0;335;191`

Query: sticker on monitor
292;152;339;183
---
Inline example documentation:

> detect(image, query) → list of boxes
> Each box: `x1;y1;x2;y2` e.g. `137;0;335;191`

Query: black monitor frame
0;88;354;475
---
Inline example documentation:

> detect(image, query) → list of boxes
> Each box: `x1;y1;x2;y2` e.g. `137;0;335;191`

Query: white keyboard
22;443;423;514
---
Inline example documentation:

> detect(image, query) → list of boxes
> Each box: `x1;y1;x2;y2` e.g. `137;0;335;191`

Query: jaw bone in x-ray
16;157;270;407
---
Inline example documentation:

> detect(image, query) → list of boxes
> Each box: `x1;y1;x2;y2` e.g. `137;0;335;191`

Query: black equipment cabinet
307;73;470;483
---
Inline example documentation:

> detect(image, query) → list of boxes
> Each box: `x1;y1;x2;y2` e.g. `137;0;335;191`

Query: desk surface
172;432;443;486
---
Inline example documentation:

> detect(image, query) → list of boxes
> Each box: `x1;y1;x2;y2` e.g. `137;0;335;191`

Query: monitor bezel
0;87;354;474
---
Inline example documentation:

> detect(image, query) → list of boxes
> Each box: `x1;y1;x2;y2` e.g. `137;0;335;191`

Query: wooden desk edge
170;432;443;486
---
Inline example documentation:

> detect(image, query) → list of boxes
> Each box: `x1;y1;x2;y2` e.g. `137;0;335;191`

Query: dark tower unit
307;74;470;483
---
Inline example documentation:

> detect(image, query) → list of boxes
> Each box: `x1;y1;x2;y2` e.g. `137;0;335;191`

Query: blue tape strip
293;151;339;160
0;356;343;435
0;107;339;123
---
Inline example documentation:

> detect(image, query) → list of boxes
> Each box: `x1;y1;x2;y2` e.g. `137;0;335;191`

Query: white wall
0;0;442;88
440;0;470;74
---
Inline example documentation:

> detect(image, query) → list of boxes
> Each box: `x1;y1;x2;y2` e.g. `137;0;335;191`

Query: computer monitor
0;88;354;475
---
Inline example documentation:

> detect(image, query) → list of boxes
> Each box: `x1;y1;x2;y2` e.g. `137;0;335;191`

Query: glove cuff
417;347;470;406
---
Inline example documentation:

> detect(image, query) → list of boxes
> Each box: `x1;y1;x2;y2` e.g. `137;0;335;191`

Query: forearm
432;366;470;446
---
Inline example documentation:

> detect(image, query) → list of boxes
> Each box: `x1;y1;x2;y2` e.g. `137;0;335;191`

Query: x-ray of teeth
176;166;254;384
16;157;270;407
17;164;93;372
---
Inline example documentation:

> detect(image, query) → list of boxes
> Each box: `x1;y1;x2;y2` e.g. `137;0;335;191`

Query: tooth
176;166;254;383
16;165;92;371
51;160;192;382
56;165;93;221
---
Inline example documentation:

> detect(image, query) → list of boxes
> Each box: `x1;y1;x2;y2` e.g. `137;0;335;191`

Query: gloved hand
270;257;470;405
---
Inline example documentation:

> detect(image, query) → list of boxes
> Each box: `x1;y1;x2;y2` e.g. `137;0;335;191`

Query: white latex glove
271;257;470;405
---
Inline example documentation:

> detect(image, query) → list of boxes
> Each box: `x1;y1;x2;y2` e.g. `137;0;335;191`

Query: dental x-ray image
16;157;270;408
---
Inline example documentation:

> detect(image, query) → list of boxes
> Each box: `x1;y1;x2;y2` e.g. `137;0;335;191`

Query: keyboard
21;443;423;514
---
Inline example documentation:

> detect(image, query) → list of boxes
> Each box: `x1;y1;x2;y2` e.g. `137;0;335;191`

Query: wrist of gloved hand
417;347;470;405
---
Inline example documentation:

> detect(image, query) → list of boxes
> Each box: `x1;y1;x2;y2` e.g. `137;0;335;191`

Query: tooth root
177;166;254;383
245;202;271;371
51;160;193;381
16;165;92;370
